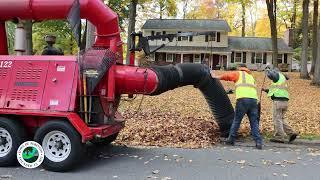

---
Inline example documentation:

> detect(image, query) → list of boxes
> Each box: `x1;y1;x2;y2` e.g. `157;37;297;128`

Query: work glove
261;88;269;93
226;89;234;94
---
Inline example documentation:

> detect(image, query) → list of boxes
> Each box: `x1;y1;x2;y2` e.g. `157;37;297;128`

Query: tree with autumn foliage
226;0;254;37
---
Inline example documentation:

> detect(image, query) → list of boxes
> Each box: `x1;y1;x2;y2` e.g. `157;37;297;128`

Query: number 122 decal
0;61;12;68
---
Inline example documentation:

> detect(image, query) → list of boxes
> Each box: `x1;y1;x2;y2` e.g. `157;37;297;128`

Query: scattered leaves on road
236;160;246;165
152;170;160;174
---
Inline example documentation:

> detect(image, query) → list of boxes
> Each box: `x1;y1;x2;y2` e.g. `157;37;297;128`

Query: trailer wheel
34;121;84;172
91;133;119;146
0;118;26;166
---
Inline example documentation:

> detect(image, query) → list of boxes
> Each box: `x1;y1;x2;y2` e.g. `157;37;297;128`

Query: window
178;31;181;41
194;54;201;63
209;33;216;41
217;32;221;42
166;53;174;62
205;32;216;42
235;52;242;63
232;51;246;63
182;36;188;41
277;54;283;64
256;53;263;63
252;52;265;64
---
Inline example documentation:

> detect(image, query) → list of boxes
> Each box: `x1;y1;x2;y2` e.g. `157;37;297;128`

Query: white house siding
144;30;228;48
227;51;293;71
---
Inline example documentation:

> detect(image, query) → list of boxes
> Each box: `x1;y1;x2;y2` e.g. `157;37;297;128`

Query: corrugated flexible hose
150;63;234;137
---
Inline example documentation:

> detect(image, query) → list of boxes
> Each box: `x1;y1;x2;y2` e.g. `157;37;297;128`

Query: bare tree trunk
241;1;246;37
301;0;310;79
183;0;188;19
311;0;319;75
125;0;138;64
25;20;33;55
312;18;320;85
291;0;298;28
249;1;257;36
266;0;278;67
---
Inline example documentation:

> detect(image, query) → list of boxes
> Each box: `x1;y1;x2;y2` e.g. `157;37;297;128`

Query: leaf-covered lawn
116;71;320;148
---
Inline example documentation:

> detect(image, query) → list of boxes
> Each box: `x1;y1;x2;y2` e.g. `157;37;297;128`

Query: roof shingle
142;19;232;32
228;37;293;52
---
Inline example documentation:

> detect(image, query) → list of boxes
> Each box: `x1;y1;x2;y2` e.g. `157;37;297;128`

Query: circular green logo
22;146;39;163
17;141;44;169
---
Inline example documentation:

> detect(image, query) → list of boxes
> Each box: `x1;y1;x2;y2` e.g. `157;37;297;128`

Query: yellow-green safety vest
267;73;289;99
235;71;258;100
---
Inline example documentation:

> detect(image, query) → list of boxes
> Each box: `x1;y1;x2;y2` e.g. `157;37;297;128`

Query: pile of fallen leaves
115;71;320;148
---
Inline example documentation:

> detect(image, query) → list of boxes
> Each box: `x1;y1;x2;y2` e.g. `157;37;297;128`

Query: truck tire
91;133;119;146
34;120;84;172
0;118;26;166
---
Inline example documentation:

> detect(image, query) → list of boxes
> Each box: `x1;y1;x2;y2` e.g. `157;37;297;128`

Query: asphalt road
0;141;319;180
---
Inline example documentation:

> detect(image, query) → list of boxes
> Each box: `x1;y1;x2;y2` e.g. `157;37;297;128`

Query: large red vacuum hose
114;63;234;136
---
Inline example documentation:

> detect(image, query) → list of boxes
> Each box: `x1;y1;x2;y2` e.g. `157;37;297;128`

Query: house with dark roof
142;19;294;71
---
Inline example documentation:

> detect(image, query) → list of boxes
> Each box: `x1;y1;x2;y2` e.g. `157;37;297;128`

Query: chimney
284;28;294;47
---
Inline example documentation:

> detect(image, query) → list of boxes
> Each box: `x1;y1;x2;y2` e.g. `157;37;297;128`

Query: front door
183;54;193;63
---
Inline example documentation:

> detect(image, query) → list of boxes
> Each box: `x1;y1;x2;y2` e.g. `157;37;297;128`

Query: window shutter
217;32;221;42
189;36;193;42
205;35;208;42
243;52;246;63
231;52;234;63
251;53;255;64
284;54;288;64
178;31;181;41
263;53;267;64
162;31;166;41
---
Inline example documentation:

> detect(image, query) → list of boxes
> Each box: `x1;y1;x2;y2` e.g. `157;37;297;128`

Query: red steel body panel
5;61;49;110
69;65;79;111
41;61;76;111
0;61;13;108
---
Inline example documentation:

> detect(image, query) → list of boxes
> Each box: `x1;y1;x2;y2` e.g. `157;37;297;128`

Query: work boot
224;138;235;146
256;143;262;150
288;133;298;143
270;136;285;143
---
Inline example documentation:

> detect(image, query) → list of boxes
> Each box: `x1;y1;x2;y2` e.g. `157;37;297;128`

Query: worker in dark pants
262;68;298;143
211;64;263;149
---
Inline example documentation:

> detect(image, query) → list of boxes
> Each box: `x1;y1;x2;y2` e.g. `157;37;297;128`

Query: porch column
180;53;184;63
226;52;231;69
